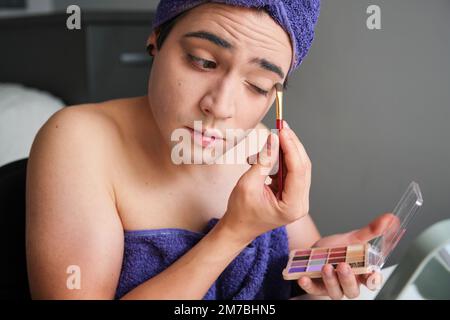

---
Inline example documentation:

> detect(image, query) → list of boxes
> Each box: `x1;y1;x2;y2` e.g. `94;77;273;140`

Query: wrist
212;219;254;249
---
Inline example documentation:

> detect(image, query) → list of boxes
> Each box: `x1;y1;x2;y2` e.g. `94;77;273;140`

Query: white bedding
0;83;64;167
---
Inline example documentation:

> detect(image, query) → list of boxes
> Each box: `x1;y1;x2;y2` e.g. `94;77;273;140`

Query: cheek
236;100;270;130
149;59;197;125
149;54;271;131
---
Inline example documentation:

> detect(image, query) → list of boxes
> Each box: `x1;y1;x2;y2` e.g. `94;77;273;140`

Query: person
26;0;388;300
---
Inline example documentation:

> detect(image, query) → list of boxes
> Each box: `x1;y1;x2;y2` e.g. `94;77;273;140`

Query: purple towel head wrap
152;0;321;74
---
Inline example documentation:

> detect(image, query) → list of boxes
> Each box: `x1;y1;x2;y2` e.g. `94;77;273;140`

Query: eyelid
246;81;269;96
187;54;269;96
187;53;216;69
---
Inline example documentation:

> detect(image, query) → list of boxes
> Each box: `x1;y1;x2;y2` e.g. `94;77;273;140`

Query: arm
26;107;250;300
285;214;321;251
122;222;249;299
26;107;125;299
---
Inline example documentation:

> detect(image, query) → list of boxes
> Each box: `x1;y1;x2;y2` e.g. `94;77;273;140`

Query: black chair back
0;158;30;300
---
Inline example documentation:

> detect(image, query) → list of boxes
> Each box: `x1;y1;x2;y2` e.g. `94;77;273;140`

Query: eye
247;82;269;97
187;54;217;70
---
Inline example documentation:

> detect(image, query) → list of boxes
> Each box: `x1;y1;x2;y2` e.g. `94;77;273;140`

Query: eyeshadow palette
282;243;378;280
283;182;424;281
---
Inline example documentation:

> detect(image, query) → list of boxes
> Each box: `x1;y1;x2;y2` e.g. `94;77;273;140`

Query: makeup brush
275;83;284;200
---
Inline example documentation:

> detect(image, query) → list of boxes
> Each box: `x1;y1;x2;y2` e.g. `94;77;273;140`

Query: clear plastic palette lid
369;181;424;269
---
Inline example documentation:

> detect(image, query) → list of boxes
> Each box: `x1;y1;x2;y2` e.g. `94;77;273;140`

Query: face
147;3;292;164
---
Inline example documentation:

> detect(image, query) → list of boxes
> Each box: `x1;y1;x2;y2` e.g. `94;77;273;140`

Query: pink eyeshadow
311;254;328;259
330;247;347;253
329;252;346;258
295;249;311;256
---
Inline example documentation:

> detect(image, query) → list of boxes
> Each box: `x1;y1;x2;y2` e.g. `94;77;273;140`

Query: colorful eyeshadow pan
291;260;308;267
283;243;372;280
295;250;311;256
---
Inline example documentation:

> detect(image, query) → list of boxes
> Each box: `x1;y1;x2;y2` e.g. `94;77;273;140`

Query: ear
146;31;159;57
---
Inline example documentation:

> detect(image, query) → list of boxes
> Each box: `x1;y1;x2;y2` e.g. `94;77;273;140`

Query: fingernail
266;134;272;157
341;265;351;275
283;120;290;129
300;278;309;288
267;134;272;149
368;277;377;290
374;276;382;289
247;154;257;165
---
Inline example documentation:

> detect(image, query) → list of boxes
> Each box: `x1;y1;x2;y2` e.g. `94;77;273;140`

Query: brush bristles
275;83;283;92
275;83;283;120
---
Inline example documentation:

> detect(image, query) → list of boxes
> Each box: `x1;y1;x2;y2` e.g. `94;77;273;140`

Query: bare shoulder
27;99;132;208
33;101;121;150
29;100;128;172
26;100;128;299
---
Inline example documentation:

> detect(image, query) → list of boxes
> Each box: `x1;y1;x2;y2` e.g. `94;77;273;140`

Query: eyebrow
183;30;285;80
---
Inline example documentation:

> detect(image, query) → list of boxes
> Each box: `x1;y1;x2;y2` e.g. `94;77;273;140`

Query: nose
200;75;236;120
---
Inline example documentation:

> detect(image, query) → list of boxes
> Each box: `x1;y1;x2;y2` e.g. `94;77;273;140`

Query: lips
185;126;224;148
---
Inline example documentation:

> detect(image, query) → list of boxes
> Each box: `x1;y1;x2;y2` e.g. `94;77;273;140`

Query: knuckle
331;292;344;300
236;179;247;191
295;160;311;173
303;203;310;215
236;180;253;198
303;160;312;171
346;290;360;299
295;211;308;221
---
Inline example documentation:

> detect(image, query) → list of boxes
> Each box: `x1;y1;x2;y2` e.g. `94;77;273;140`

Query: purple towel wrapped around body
115;218;292;299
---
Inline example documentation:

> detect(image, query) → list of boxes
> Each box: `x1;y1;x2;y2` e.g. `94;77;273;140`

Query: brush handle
276;119;284;200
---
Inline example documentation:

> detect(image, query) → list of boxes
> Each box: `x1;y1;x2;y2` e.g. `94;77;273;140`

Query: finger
278;126;310;205
270;121;311;175
285;125;312;209
247;153;257;165
361;272;383;291
243;133;279;185
321;264;344;300
349;213;398;244
336;263;360;299
248;153;275;187
283;121;311;166
269;122;303;186
297;276;327;296
257;133;280;176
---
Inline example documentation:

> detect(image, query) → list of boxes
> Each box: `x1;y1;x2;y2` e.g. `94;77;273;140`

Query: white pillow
0;83;64;167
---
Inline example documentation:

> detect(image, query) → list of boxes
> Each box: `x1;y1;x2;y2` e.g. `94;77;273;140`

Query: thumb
244;133;279;185
350;213;398;243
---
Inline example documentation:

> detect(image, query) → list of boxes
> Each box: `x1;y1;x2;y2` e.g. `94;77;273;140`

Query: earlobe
146;44;155;57
146;31;159;57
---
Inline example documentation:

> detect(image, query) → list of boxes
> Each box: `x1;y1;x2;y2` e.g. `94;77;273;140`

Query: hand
219;121;312;245
297;213;396;299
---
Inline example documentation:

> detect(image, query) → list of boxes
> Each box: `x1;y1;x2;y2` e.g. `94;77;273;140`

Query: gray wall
262;0;450;265
52;0;159;11
0;0;52;17
0;0;159;17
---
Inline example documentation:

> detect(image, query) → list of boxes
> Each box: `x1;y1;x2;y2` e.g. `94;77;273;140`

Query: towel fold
115;218;292;300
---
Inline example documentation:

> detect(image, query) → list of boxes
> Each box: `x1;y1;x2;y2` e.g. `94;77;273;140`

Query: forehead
171;3;292;72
